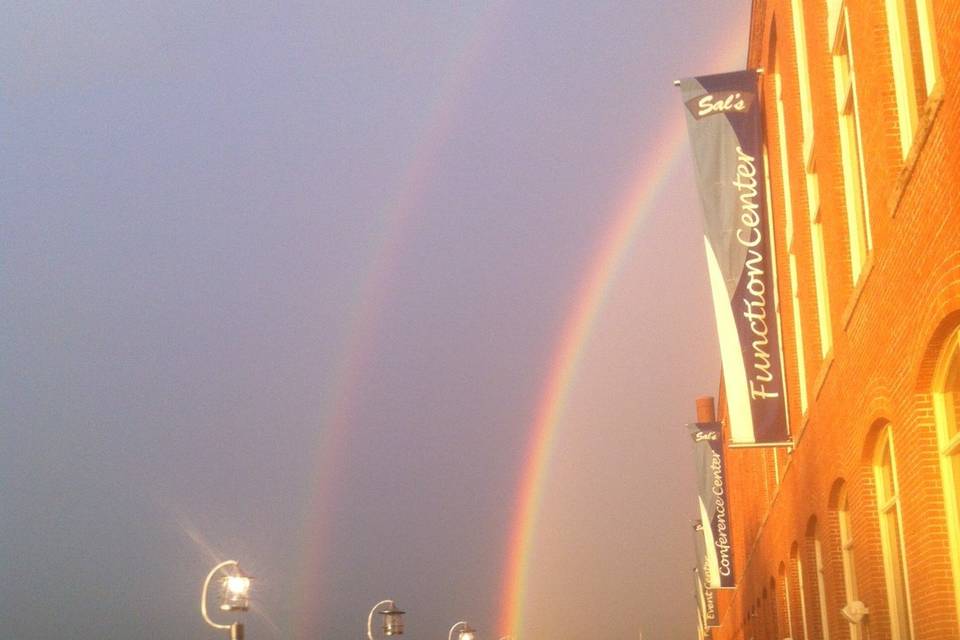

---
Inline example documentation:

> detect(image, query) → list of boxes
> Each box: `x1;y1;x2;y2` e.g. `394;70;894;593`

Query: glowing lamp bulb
226;576;251;595
219;570;252;612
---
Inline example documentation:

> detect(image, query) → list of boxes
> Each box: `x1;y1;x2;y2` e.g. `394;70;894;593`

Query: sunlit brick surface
703;2;960;638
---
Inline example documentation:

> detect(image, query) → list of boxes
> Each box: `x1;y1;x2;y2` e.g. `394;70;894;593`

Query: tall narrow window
814;534;832;640
886;0;942;157
781;562;796;640
933;328;960;622
832;8;872;284
788;253;808;411
795;544;811;640
809;206;833;357
773;446;783;486
837;488;862;640
770;34;809;413
875;427;914;639
790;2;833;357
765;582;781;639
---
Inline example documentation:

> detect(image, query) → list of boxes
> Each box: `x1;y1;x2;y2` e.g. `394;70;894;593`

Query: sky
0;2;748;639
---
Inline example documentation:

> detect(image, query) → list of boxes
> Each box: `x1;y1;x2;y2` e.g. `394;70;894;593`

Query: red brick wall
701;1;960;638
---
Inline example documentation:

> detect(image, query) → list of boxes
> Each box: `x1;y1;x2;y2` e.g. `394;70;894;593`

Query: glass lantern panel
383;611;404;636
220;575;251;611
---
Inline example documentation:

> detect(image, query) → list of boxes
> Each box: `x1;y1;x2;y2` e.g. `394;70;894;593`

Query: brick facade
697;1;960;639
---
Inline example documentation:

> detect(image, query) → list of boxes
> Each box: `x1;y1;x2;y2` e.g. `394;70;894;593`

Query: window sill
842;251;875;331
888;80;945;218
813;349;835;401
791;410;810;451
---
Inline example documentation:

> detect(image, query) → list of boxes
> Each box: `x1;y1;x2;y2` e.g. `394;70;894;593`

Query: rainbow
496;35;748;634
296;3;513;635
496;115;690;635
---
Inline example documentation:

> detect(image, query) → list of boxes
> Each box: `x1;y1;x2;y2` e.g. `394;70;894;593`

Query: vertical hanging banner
689;421;734;588
679;70;790;446
692;523;720;625
693;571;706;634
693;563;719;629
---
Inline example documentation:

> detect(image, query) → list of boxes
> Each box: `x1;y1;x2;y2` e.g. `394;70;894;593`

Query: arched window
933;328;960;621
793;542;811;640
780;562;796;640
874;426;914;639
812;526;832;640
763;582;780;640
836;485;861;640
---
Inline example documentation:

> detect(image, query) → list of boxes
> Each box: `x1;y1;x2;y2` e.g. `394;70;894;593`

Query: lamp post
367;599;405;640
201;560;252;640
448;621;477;640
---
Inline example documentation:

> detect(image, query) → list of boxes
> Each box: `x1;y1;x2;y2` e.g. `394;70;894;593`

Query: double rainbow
296;5;745;635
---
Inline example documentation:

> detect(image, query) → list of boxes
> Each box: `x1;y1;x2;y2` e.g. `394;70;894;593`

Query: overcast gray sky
1;2;747;639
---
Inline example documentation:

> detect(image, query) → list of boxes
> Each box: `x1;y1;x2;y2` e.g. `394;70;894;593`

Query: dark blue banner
689;422;734;588
679;70;790;446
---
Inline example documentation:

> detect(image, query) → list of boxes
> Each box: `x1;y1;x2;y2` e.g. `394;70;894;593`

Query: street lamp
201;560;252;640
367;599;405;640
449;621;477;640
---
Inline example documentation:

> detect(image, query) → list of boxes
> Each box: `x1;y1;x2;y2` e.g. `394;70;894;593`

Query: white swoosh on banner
698;495;721;589
704;236;754;443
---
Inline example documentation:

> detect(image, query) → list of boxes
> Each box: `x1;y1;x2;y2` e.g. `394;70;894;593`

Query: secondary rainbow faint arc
496;114;690;635
296;3;512;636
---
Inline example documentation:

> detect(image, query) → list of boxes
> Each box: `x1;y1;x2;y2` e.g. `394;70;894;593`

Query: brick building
694;1;960;639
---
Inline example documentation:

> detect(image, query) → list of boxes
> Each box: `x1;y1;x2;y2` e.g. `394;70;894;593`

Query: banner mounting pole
673;68;764;87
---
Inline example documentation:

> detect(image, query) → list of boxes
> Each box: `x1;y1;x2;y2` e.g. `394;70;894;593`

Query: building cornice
746;0;766;69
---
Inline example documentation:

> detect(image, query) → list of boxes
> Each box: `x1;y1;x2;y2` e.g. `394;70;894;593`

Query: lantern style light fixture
202;560;253;640
367;599;406;640
449;620;477;640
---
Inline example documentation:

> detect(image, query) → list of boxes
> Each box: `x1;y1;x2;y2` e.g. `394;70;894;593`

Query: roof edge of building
746;0;765;70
